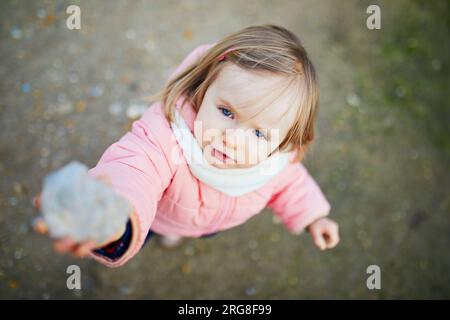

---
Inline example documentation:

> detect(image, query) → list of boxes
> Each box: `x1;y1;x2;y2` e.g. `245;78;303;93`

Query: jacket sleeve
85;43;214;267
87;109;175;267
267;162;331;235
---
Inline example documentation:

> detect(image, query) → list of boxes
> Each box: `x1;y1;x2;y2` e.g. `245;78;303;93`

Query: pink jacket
88;43;331;267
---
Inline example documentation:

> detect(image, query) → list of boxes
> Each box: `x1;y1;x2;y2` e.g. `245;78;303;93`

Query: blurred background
0;0;449;299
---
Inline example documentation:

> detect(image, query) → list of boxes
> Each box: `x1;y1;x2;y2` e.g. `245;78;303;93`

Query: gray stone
41;161;131;244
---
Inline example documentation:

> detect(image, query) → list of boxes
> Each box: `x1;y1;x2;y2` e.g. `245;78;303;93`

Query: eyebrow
217;97;273;139
218;97;240;116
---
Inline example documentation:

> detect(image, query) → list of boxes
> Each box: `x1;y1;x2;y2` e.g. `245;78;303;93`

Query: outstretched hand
307;217;340;251
32;175;125;258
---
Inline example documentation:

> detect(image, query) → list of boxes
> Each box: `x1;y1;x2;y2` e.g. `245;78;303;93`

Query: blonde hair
149;24;320;162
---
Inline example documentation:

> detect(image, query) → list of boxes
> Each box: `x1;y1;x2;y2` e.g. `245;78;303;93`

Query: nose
223;127;247;150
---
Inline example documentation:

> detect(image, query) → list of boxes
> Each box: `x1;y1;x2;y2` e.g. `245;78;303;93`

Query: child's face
194;63;299;169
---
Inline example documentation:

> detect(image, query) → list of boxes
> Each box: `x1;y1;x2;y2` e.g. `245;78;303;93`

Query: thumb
311;229;327;250
32;216;49;235
96;174;112;186
32;193;42;211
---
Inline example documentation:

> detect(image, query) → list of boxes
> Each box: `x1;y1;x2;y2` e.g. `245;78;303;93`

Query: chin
209;160;257;170
210;162;233;169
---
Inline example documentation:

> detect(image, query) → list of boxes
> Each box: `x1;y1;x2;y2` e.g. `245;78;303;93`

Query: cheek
255;141;272;160
194;111;223;146
235;138;269;164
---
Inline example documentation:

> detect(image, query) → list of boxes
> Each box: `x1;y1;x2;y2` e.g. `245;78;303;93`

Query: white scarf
170;108;290;197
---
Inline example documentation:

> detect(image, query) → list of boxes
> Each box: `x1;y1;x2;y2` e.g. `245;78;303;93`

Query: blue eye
254;129;266;139
219;106;234;119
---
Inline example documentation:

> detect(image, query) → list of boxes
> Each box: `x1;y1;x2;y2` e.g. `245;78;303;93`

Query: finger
321;226;339;249
315;236;327;250
311;230;327;250
326;230;340;249
326;224;340;248
53;236;76;254
32;217;49;235
73;240;97;258
97;174;112;186
32;194;42;210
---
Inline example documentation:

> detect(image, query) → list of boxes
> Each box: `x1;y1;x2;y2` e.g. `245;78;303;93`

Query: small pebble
57;102;74;115
431;59;441;71
37;8;47;19
8;197;18;206
125;29;136;40
244;287;257;297
68;73;79;84
52;59;62;69
126;103;148;119
13;182;25;195
89;85;104;97
109;102;123;116
248;240;258;250
272;215;281;224
10;27;22;39
14;250;23;260
9;280;19;289
120;285;134;295
181;262;192;275
21;82;31;93
395;86;406;98
346;93;360;107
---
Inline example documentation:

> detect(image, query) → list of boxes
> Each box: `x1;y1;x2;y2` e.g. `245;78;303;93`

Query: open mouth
211;148;233;164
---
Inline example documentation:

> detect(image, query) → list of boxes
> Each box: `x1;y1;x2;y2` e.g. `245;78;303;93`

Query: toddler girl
34;25;339;267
